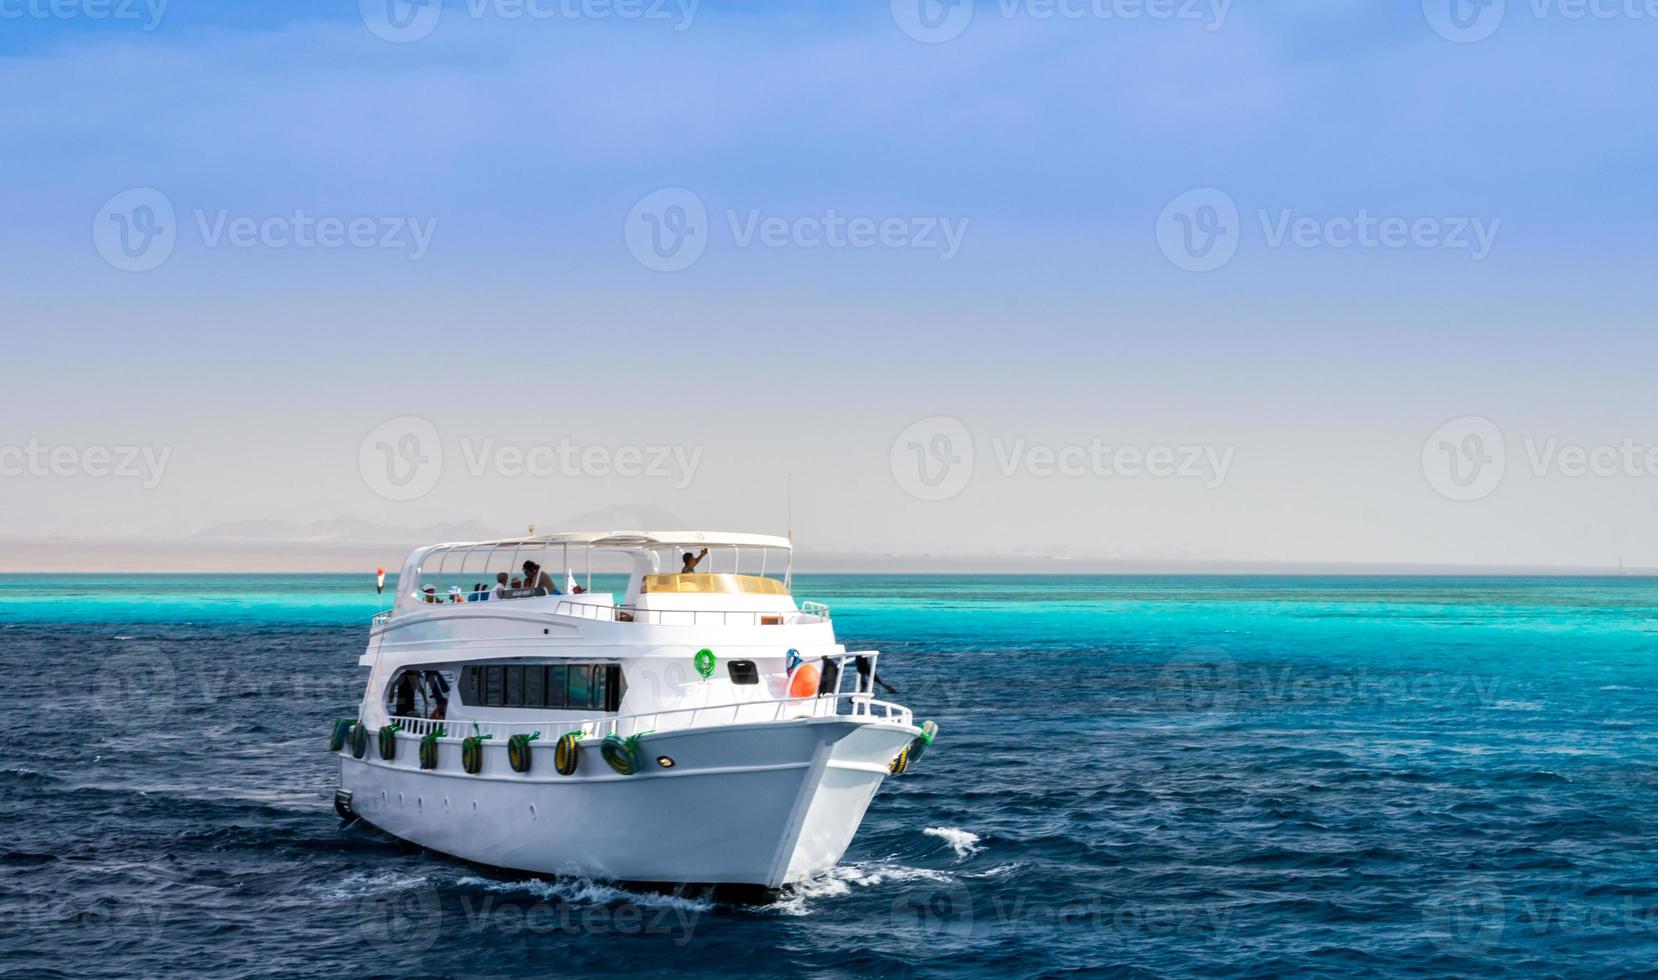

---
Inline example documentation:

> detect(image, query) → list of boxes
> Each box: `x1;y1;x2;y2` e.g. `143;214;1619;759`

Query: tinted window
567;665;592;708
728;660;759;685
459;663;622;711
504;666;525;707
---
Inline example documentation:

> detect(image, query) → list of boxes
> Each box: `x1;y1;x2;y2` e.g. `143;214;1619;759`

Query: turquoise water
5;574;1658;976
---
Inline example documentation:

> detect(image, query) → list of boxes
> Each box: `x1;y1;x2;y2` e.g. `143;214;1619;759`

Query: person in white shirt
492;572;511;598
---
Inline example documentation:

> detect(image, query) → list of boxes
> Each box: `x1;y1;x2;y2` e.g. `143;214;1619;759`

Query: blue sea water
4;574;1658;977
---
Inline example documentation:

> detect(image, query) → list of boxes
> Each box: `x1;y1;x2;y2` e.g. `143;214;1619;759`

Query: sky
2;0;1657;571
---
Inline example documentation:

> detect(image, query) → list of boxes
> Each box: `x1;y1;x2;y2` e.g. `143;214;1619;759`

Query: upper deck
373;530;824;635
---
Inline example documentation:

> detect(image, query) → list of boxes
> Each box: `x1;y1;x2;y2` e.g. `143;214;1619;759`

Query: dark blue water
5;575;1658;977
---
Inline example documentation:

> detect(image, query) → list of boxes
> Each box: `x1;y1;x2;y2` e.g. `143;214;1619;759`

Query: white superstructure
333;531;931;889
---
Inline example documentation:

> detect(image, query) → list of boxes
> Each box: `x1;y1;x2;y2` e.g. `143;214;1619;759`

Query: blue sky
2;0;1656;569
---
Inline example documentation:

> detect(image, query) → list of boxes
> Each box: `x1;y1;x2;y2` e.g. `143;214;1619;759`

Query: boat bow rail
387;690;913;743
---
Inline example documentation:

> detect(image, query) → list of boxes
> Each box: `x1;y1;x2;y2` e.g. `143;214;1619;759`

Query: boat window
727;660;759;685
567;665;592;707
457;663;623;712
385;669;454;719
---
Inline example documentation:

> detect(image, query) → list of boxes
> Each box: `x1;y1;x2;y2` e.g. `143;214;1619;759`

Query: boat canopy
389;531;794;613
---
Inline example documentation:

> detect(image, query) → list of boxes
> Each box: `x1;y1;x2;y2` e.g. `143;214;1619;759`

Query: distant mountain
193;518;510;544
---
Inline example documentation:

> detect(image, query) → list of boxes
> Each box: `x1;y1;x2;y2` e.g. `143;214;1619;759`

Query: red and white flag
376;567;386;594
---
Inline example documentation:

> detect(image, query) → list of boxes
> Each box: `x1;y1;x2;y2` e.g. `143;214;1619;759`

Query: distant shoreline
0;537;1649;579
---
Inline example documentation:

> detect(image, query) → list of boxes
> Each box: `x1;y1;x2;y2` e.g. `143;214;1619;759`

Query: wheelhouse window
460;663;623;712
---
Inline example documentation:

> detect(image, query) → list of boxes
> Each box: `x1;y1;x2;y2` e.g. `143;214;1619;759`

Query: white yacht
333;531;934;890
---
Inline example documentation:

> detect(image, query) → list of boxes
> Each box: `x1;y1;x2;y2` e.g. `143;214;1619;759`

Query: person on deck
681;548;709;573
521;561;560;595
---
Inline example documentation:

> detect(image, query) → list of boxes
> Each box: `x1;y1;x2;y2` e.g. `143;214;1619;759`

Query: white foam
307;869;433;901
453;874;714;913
754;862;956;917
924;826;984;859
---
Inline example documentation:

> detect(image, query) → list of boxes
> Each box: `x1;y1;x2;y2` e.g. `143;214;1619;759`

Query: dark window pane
727;660;758;685
525;666;545;707
592;667;608;711
545;665;567;708
485;666;505;707
461;667;481;705
505;666;524;707
605;665;624;711
566;665;592;709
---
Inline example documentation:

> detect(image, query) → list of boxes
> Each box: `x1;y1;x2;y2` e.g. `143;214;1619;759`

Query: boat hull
338;717;914;888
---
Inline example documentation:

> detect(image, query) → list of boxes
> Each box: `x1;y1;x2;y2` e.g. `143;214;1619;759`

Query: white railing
372;599;830;629
388;691;910;742
384;651;905;741
550;600;830;628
